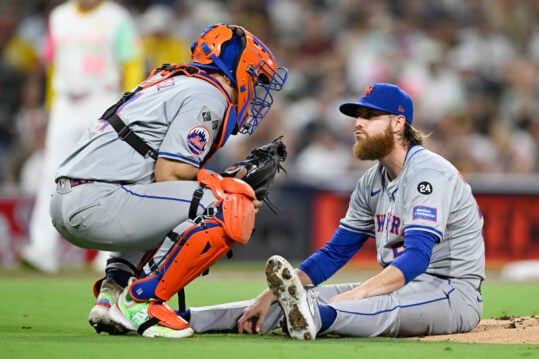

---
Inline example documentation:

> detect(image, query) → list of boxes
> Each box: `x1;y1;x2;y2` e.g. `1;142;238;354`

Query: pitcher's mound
411;316;539;344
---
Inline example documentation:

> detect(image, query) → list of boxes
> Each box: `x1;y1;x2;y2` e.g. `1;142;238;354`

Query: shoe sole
109;302;194;338
109;303;138;332
141;326;194;338
265;255;316;340
89;305;135;335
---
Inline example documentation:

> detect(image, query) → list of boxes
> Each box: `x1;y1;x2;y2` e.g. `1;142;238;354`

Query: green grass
0;263;538;359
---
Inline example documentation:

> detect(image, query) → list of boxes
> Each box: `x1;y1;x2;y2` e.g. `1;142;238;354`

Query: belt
70;178;95;187
57;178;95;189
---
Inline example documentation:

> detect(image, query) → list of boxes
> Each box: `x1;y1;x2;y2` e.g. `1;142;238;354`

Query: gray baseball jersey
56;75;229;183
185;145;485;337
342;144;485;281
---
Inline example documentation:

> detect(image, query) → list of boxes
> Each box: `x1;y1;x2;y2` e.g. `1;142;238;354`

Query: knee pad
198;168;256;244
130;221;234;301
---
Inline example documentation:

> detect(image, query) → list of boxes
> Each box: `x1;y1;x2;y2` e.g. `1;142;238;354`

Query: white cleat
88;278;134;335
265;255;319;340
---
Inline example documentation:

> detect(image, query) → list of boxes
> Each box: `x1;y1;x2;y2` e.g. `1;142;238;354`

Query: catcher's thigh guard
130;221;234;301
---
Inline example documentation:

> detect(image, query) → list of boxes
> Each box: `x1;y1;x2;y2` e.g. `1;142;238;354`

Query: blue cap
339;83;414;123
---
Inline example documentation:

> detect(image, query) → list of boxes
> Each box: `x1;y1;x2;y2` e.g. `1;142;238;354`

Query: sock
175;309;191;322
105;269;132;288
318;304;337;332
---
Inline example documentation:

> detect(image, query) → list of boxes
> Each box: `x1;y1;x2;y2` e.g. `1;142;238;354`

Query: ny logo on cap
362;85;374;97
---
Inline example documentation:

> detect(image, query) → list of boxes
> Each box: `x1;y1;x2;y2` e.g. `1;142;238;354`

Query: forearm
154;158;199;181
297;269;314;287
354;266;405;298
330;265;405;303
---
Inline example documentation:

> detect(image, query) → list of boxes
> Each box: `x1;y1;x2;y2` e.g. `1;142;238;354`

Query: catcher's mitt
222;136;287;213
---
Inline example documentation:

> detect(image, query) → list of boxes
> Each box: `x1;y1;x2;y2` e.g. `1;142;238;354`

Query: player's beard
353;122;395;160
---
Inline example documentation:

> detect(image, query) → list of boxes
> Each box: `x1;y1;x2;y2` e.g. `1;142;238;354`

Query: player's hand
237;289;274;334
253;199;262;213
232;166;248;179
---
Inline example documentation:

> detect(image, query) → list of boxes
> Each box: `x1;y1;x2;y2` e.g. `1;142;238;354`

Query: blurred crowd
1;0;539;194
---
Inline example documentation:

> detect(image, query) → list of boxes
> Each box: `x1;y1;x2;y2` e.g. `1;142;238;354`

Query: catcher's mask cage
190;23;288;134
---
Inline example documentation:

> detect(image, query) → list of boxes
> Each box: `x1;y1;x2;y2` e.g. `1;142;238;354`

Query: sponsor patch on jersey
186;126;211;157
417;181;433;195
412;205;437;222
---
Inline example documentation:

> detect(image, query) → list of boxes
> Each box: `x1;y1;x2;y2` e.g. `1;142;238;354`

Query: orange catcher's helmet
191;23;288;134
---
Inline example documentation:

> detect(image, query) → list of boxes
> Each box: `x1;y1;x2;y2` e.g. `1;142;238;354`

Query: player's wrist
262;288;276;302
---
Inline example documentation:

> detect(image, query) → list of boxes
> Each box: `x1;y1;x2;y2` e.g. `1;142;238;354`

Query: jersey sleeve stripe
158;152;201;167
339;222;375;237
404;224;443;241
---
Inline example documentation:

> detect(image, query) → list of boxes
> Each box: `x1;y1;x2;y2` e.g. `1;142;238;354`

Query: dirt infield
411;316;539;344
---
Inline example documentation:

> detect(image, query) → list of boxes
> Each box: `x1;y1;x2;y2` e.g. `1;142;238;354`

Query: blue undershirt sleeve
390;229;438;284
298;227;368;286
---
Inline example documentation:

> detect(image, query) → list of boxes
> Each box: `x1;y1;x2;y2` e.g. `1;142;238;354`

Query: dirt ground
411;316;539;344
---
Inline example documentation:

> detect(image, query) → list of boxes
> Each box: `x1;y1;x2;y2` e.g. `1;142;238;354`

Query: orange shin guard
152;222;234;301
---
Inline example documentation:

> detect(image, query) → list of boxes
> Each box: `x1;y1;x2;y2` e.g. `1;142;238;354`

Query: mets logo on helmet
187;126;211;157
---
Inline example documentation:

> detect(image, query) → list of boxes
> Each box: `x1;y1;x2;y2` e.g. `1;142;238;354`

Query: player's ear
391;115;406;132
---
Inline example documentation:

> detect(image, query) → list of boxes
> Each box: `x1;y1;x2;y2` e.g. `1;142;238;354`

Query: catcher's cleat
109;284;194;338
265;255;320;340
88;278;134;335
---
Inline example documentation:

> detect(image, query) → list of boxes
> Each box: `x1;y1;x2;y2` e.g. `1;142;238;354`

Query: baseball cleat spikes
265;255;318;340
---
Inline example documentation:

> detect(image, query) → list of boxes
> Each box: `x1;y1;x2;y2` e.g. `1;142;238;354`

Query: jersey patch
417;181;433;195
198;106;216;122
412;205;437;222
186;126;211;157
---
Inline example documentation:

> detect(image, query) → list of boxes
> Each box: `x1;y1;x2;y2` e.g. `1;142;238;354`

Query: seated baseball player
49;23;288;338
180;83;485;340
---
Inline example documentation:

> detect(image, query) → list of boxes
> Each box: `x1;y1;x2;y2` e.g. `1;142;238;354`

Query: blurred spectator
20;0;145;273
0;0;538;199
0;1;40;190
138;4;191;74
294;121;355;190
6;71;48;195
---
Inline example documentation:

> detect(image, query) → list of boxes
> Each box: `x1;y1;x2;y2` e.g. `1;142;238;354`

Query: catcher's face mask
191;23;288;134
